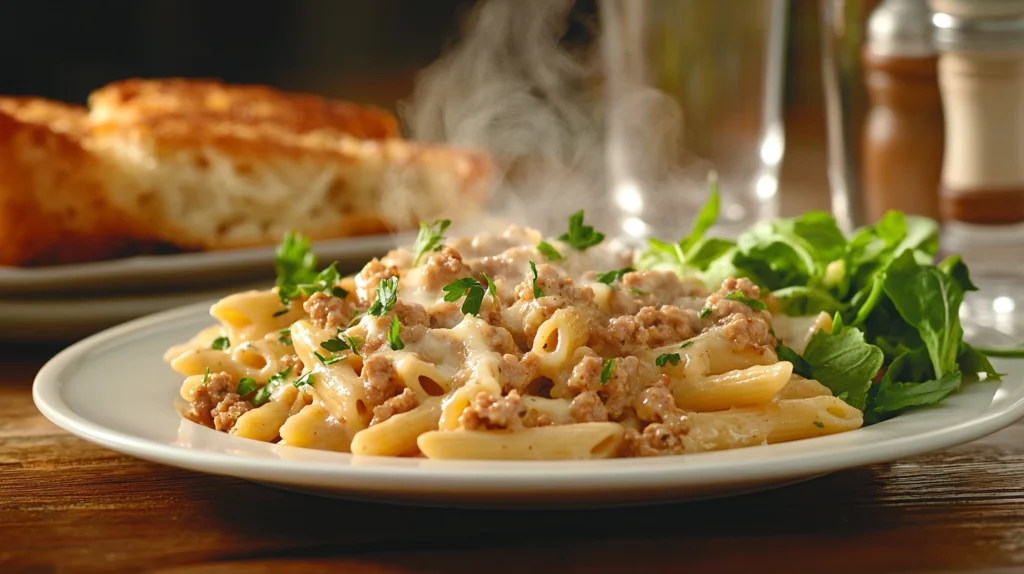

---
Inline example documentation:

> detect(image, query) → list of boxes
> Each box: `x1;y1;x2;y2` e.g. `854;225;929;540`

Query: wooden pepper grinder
861;0;944;222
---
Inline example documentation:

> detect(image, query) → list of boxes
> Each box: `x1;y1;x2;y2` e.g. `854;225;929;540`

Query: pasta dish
165;193;1001;459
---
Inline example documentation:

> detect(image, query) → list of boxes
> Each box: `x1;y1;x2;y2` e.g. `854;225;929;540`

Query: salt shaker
862;0;944;221
932;0;1024;345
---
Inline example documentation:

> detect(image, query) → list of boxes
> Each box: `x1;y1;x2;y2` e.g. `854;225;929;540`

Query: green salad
638;184;1006;423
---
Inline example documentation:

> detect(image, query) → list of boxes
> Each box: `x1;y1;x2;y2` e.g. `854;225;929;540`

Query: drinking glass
599;0;789;243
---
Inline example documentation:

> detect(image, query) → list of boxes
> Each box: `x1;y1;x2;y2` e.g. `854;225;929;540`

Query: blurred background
1;0;839;215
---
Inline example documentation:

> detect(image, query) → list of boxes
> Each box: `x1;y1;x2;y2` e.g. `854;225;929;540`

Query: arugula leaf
529;260;543;298
635;178;731;276
368;276;399;317
685;238;736;271
679;176;720;253
776;344;812;378
596;267;634;285
883;250;963;378
412;219;451;265
655;353;680;367
958;343;1004;379
600;358;616;384
801;314;884;410
873;347;961;414
388;316;405;350
211;336;230;351
536;241;564;261
558;211;605;251
772;286;845;316
938;255;979;293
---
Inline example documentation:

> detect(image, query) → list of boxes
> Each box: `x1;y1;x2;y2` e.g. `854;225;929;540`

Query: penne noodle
417;423;625;460
350;397;442;456
768;396;863;443
673;362;793;412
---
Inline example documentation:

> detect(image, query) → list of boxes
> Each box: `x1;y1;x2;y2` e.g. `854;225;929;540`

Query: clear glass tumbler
599;0;789;243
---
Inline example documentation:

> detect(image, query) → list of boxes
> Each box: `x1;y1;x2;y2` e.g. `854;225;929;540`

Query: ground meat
517;297;562;346
428;301;466;329
185;371;234;428
622;378;690;456
522;411;554;428
370;388;419;424
590;306;701;356
704;277;772;324
360;354;401;407
279;353;305;376
499;353;540;394
513;263;595;305
395;301;430;328
566;355;642;420
354;259;398;303
569;390;610;422
718;312;777;352
304;291;356;331
458;390;526;430
212;393;254;432
622;270;709;303
186;372;253;432
419;246;473;292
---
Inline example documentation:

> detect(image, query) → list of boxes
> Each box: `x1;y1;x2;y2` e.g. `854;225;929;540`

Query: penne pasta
672;362;793;412
417;423;625;460
350;397;442;456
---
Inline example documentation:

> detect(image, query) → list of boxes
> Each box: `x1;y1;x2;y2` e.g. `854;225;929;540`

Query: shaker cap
931;0;1024;51
867;0;937;57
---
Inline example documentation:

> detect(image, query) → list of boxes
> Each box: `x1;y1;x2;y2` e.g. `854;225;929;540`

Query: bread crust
0;80;491;266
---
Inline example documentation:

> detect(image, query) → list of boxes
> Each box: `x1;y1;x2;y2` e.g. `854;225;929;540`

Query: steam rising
401;0;710;242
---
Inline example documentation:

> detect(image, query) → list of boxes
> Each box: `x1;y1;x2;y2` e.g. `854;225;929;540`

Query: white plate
1;284;264;342
33;303;1024;508
0;233;403;297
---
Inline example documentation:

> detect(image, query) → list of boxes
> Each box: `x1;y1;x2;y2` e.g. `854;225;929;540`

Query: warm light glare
760;132;784;166
993;296;1016;315
623;216;649;238
755;174;778;200
613;180;644;215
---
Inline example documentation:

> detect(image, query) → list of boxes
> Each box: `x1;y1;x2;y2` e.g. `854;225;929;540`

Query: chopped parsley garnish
348;309;363;327
368;276;399;317
344;335;364;357
277;328;292;346
273;308;290;317
320;337;350;353
236;376;257;396
412;219;451;265
630;288;648;296
723;290;767;311
388;316;405;350
698;306;712;319
253;367;291;406
442;275;496;316
558;210;605;251
600;358;616;384
293;372;316;388
529;260;543;299
201;367;210;386
536;241;564;261
813;421;825;428
313;351;346;366
680;340;695;350
655;353;680;367
596;267;634;285
274;232;346;308
211;336;230;351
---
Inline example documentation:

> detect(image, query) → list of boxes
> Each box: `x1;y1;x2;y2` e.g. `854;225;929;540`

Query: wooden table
4;344;1024;574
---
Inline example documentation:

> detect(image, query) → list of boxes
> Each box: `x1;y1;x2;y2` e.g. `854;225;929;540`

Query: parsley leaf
320;337;350;353
344;335;364;357
723;290;767;311
272;308;290;317
483;273;497;301
388;316;405;350
313;351;346;366
368;276;399;317
558;211;605;251
201;367;210;386
412;219;451;265
236;376;257;396
293;372;316;388
529;260;543;298
253;366;291;406
211;336;230;351
443;277;479;302
680;340;694;350
698;306;712;319
655;353;680;367
442;276;492;316
537;241;564;261
813;421;825;428
277;329;292;346
600;358;616;384
596;267;635;285
275;231;318;294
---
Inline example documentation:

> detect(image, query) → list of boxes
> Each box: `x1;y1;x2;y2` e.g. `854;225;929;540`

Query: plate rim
32;302;1024;494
